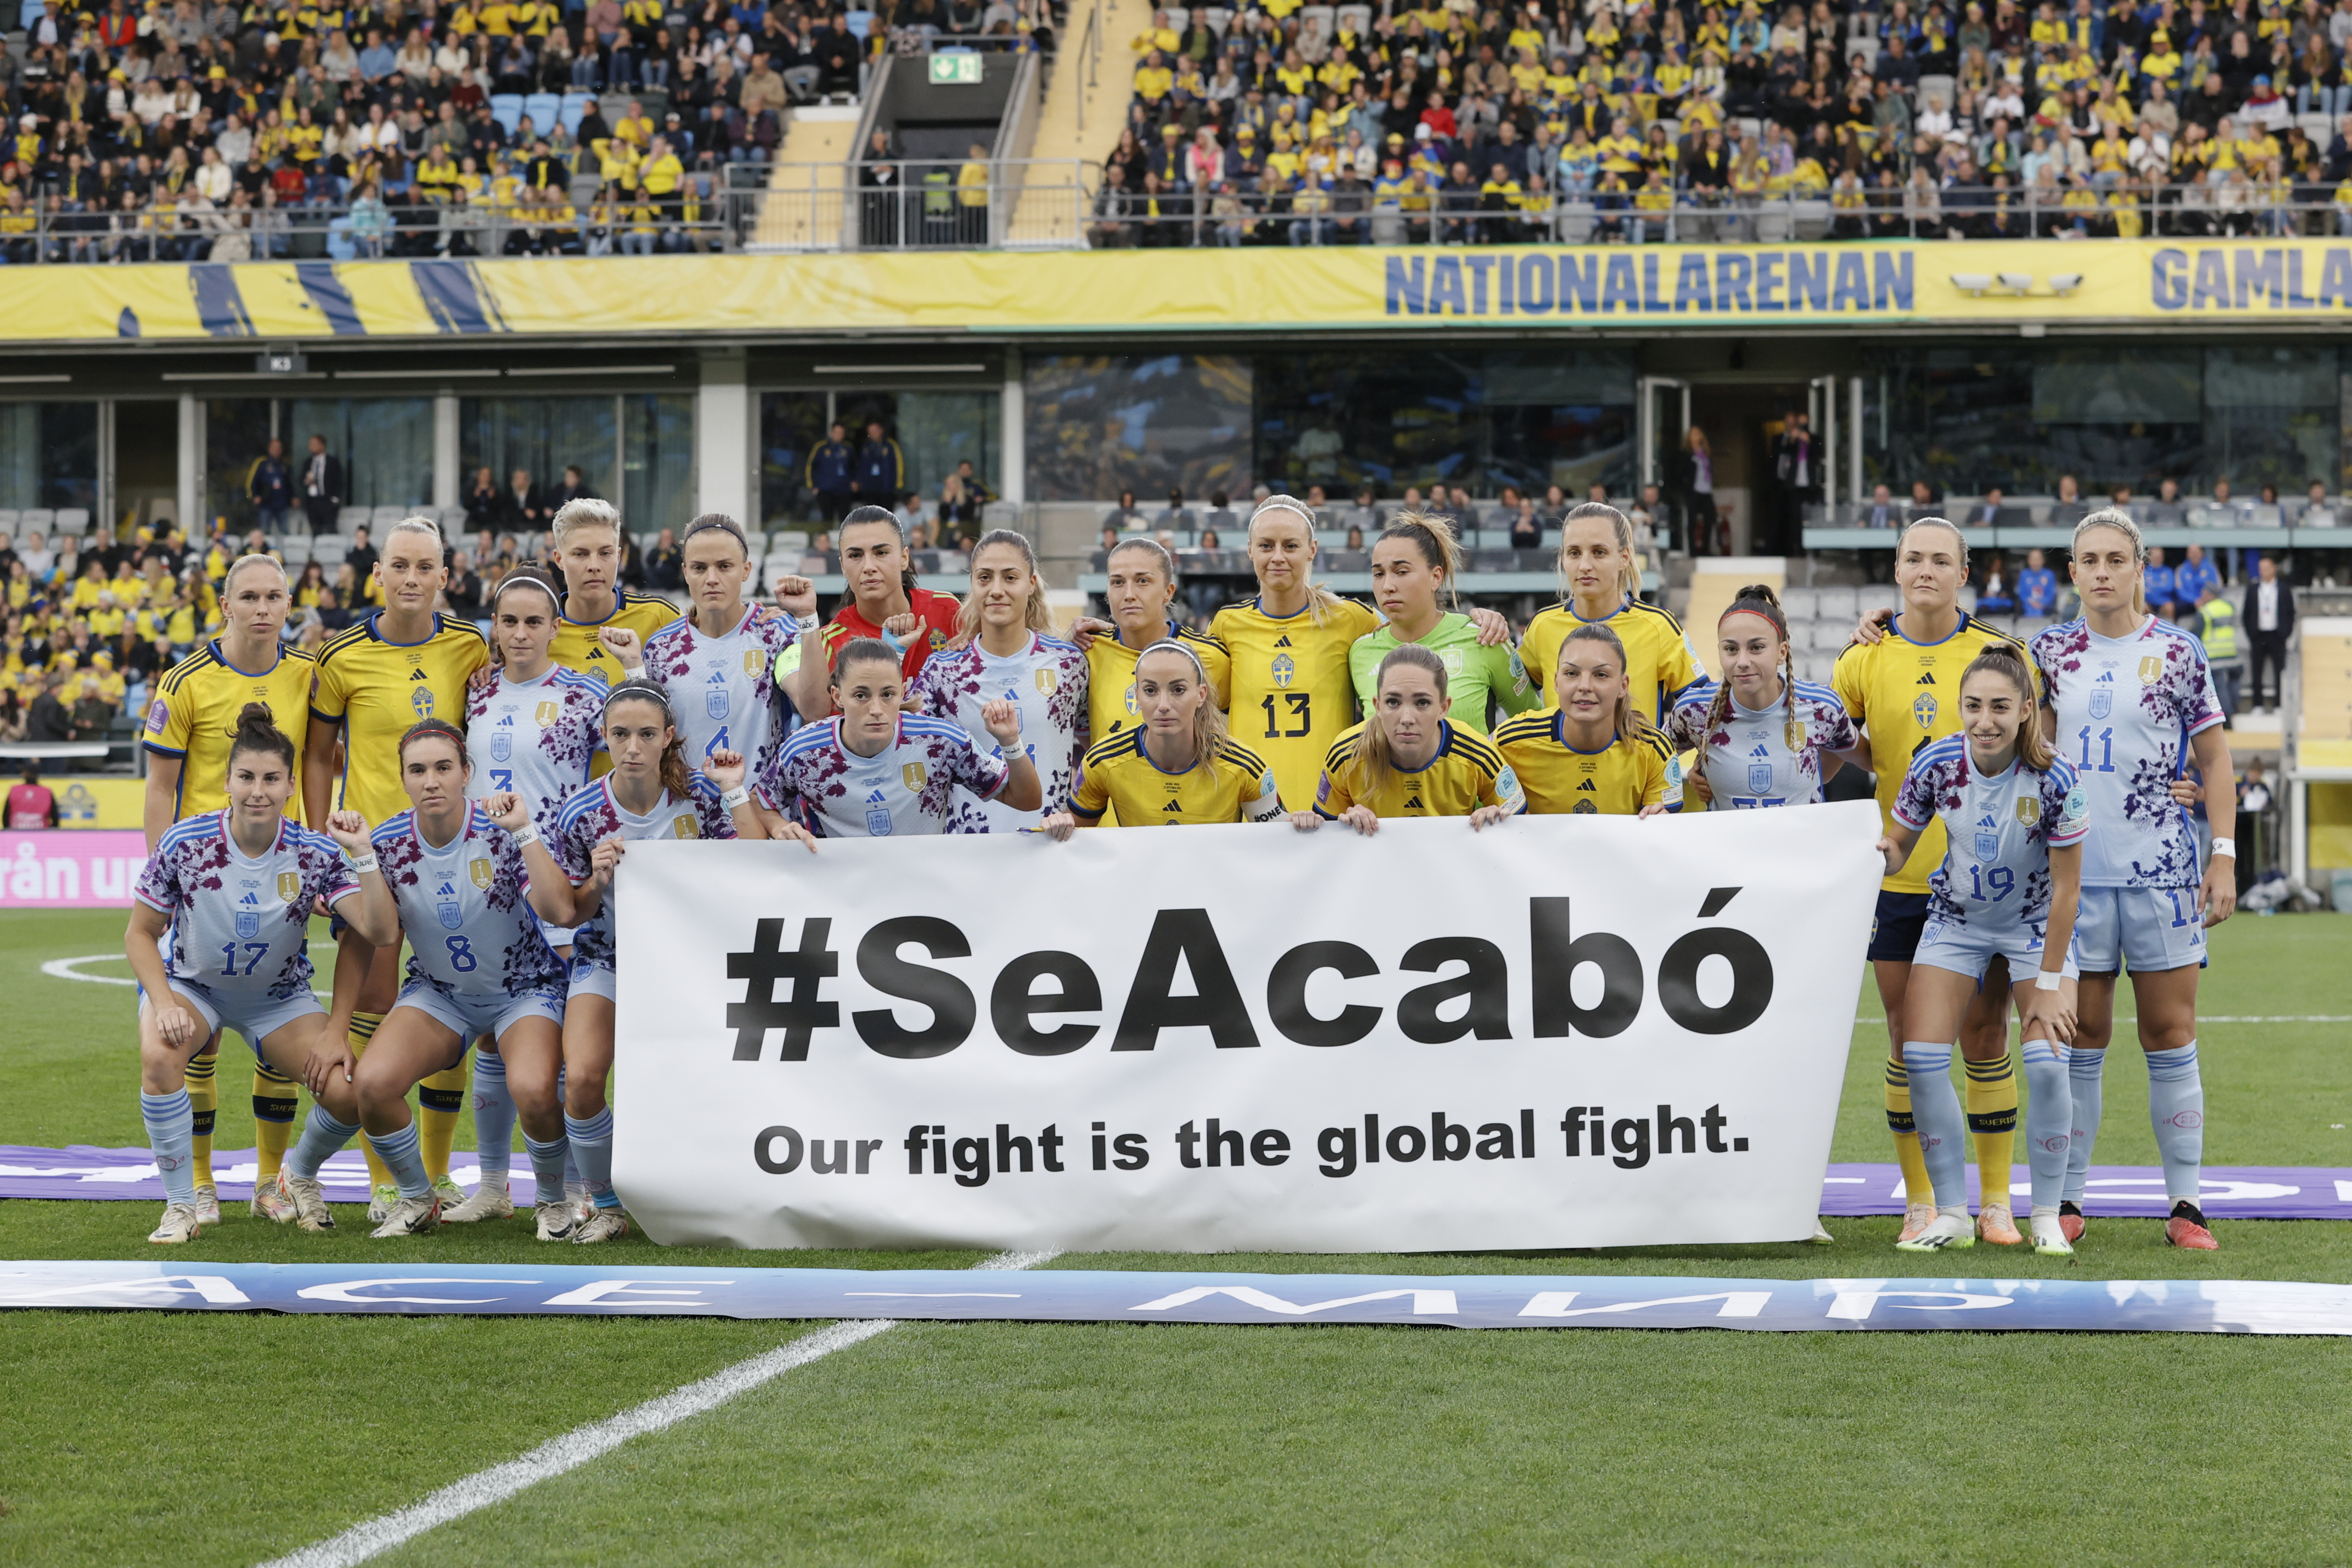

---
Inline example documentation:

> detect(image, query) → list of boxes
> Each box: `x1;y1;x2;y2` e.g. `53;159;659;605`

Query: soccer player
140;552;315;1221
543;498;680;689
761;637;1037;836
304;516;490;1218
1876;648;2087;1256
267;719;573;1239
1298;643;1524;833
1667;584;1859;808
1840;517;2037;1244
1517;502;1703;724
521;679;768;1241
908;530;1088;831
1349;513;1540;734
1084;537;1232;751
451;566;604;1224
636;514;799;784
1494;623;1683;816
2030;509;2236;1251
125;705;397;1243
1043;640;1285;833
777;505;961;720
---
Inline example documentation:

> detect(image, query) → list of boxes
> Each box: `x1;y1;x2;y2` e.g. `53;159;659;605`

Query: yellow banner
2;240;2349;341
48;776;145;830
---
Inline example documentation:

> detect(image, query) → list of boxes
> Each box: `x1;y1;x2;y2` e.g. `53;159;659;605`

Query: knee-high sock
558;1065;582;1191
1884;1055;1935;1205
142;1088;198;1207
523;1130;570;1195
470;1048;515;1185
1900;1044;1968;1208
565;1108;618;1210
367;1120;432;1200
286;1103;359;1183
2146;1041;2205;1203
182;1046;217;1189
418;1054;470;1183
2020;1038;2072;1212
347;1012;393;1187
2063;1046;2107;1205
1965;1049;2018;1210
252;1059;299;1179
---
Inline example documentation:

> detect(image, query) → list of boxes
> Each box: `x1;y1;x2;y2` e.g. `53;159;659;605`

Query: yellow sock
184;1044;218;1189
349;1012;393;1188
1966;1050;2018;1212
1884;1055;1932;1205
418;1055;470;1184
252;1059;299;1180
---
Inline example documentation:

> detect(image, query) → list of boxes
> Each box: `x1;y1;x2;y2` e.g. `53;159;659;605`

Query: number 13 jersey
1208;594;1380;811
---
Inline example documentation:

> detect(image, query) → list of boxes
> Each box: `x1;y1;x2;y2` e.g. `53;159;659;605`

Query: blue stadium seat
490;93;525;137
326;217;356;260
845;8;874;36
559;94;589;135
524;93;561;137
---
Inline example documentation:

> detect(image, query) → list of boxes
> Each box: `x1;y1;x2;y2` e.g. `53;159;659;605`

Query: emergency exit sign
929;53;983;83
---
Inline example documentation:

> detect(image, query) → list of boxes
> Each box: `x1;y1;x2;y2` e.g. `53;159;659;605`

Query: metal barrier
0;197;730;264
737;158;1097;252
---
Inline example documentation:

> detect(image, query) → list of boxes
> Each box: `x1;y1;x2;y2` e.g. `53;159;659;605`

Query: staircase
1012;0;1149;245
752;108;861;249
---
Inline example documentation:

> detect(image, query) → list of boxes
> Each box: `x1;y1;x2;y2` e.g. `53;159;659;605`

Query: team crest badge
672;817;698;838
276;872;301;902
1123;682;1139;716
411;686;434;719
743;649;764;676
1573;799;1598;814
437;899;463;929
235;909;260;938
469;858;494;890
2016;797;2040;826
1441;647;1465;675
1035;667;1058;694
1271;652;1296;689
1974;831;2000;860
534;701;559;727
490;728;512;763
707;688;731;720
903;762;929;791
1747;762;1774;794
1912;692;1937;728
2089;687;2112;720
2138;655;2164;685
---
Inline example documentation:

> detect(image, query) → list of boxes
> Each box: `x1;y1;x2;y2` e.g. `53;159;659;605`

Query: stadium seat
774;530;810;550
1808;620;1849;652
52;507;90;536
439;507;471;533
491;93;525;137
844;8;873;37
369;505;408;529
279;536;312;565
1335;3;1372;34
1203;6;1230;32
2298;113;2336;141
17;507;54;534
0;509;18;531
1955;587;1977;611
1916;73;1956;108
560;94;590;136
1791;199;1832;239
1778;586;1819;621
1857;584;1897;614
524;93;562;136
1300;5;1337;40
337;506;371;534
311;535;346;566
326;217;356;260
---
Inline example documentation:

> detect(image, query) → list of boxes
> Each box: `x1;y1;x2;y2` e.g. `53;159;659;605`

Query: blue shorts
567;957;616;1003
1868;890;1932;962
2075;885;2209;975
152;978;325;1052
1913;916;2081;984
394;976;567;1043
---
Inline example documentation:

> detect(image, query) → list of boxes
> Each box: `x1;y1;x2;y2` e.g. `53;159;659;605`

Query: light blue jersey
373;805;566;999
1894;735;2089;934
136;811;360;1003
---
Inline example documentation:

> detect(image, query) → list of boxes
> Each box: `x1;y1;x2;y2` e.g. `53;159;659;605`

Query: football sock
524;1131;570;1196
2019;1038;2072;1213
347;1012;393;1188
142;1089;198;1207
565;1109;619;1210
1900;1043;1967;1208
2063;1046;2107;1206
418;1055;469;1184
1964;1049;2017;1210
1884;1055;1934;1206
182;1046;217;1189
367;1121;432;1201
2145;1041;2205;1203
558;1066;582;1190
287;1104;359;1183
252;1059;298;1180
471;1048;515;1187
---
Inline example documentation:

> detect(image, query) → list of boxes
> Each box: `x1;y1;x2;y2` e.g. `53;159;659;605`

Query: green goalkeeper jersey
1348;612;1542;734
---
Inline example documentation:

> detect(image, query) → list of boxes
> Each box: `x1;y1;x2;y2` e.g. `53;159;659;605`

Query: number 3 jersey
907;632;1091;832
136;811;360;1001
1893;736;2088;929
465;666;606;836
757;715;1013;837
641;606;801;784
371;806;565;997
2029;616;2223;890
1664;678;1857;807
552;775;738;969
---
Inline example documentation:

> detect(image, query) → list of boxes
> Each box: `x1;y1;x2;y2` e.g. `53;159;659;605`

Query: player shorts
151;978;325;1053
1913;916;2080;984
567;956;617;1003
2074;885;2210;975
538;916;580;950
394;976;566;1043
1867;890;1932;962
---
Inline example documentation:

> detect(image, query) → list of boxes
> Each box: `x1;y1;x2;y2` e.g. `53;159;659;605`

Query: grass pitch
3;909;2350;1567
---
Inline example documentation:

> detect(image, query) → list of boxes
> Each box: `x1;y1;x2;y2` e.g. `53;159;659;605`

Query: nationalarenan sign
615;804;1882;1254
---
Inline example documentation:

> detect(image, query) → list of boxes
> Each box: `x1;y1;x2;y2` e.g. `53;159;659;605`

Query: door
1805;373;1840;518
1637;376;1689;497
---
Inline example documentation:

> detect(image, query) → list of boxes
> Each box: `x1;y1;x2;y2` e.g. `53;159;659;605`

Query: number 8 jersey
370;805;566;998
1893;736;2088;930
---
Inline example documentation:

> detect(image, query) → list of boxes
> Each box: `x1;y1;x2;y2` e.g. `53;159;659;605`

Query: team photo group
121;490;2237;1259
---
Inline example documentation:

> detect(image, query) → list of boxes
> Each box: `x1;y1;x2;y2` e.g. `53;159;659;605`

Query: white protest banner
614;801;1882;1253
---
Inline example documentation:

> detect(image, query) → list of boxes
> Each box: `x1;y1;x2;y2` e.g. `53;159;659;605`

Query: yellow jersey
1208;593;1382;809
1071;731;1284;826
1831;611;2036;895
142;639;317;821
1518;598;1705;726
1084;623;1234;747
1312;720;1524;820
311;612;490;823
1493;711;1683;816
550;589;680;688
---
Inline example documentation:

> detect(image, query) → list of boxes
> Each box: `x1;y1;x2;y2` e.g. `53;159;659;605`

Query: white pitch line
255;1248;1059;1568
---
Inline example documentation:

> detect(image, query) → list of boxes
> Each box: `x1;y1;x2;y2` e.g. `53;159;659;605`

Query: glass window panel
623;394;696;534
286;398;435;510
894;391;999;500
458;396;616;515
2206;347;2338;410
204;399;278;532
1256;351;1473;495
1025;355;1251;504
2031;349;2201;424
759;393;832;525
0;401;98;512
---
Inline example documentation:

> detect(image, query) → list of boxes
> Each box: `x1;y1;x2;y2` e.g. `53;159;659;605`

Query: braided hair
1704;583;1807;755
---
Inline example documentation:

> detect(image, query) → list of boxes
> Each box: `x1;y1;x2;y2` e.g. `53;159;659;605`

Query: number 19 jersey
1893;736;2087;930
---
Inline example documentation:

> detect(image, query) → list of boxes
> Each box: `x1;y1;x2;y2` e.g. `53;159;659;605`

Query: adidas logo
1976;815;1998;829
1405;795;1423;809
1162;799;1184;812
1576;778;1598;791
865;789;887;803
2094;671;2115;683
409;667;429;681
1274;635;1292;647
1915;673;1935;685
436;880;456;895
238;891;260;905
1748;743;1770;758
706;670;725;683
495;715;514;727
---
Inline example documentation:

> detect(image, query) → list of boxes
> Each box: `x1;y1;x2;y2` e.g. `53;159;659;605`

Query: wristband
2211;836;2237;858
2035;971;2063;992
793;612;821;635
720;786;751;810
622;666;645;683
510;824;541;849
346;853;378;875
878;625;910;657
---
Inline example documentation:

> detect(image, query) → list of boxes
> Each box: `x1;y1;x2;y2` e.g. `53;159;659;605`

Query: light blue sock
565;1109;619;1210
366;1121;432;1200
2020;1038;2072;1212
524;1131;570;1196
2063;1046;2106;1205
2146;1041;2205;1203
558;1065;581;1189
471;1048;515;1183
1900;1043;1967;1208
141;1089;198;1206
288;1104;360;1182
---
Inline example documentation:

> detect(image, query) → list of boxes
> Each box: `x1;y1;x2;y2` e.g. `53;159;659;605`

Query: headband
1137;637;1207;683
